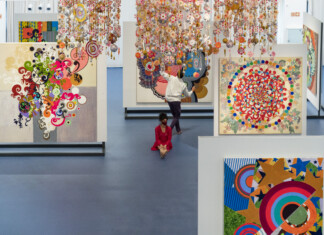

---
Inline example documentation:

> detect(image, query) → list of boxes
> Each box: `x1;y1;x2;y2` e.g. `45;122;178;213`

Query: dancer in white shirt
160;67;195;134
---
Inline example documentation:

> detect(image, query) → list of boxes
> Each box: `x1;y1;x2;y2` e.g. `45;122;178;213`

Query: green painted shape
287;206;307;225
224;206;245;235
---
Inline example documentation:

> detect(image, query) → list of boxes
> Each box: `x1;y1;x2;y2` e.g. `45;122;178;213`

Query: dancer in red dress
151;113;172;158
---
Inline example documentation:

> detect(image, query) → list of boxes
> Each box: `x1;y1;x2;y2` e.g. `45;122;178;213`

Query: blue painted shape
224;162;249;211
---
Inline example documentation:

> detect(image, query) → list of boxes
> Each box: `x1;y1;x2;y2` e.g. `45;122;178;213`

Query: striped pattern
224;158;257;211
224;158;256;173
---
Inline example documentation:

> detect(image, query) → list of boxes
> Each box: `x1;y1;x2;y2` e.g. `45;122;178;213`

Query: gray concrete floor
0;68;323;235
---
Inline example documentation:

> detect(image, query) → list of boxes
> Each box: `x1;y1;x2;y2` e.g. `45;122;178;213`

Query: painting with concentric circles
224;158;323;235
219;57;303;134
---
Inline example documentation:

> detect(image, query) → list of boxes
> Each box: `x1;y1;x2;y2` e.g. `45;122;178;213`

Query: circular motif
71;87;79;94
43;132;50;140
110;44;118;53
19;101;31;114
66;101;76;110
282;203;307;225
52;88;61;96
54;70;64;80
281;200;317;234
70;73;83;86
74;4;87;22
234;223;264;235
33;92;41;100
193;72;200;78
56;109;64;117
227;60;295;130
234;164;255;198
86;41;101;58
144;61;155;72
259;181;316;234
78;95;87;105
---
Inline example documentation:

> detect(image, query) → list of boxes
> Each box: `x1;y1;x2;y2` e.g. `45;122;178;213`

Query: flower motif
170;47;176;53
145;61;155;72
169;15;176;23
261;47;266;54
160;45;166;53
177;13;183;20
270;51;276;57
170;31;176;38
147;51;155;58
238;47;245;55
160;13;167;20
247;51;254;57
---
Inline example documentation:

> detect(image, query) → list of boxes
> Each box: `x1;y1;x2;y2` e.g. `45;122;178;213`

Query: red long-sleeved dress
151;125;173;151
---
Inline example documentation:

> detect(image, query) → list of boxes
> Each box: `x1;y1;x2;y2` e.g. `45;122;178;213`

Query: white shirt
160;71;193;102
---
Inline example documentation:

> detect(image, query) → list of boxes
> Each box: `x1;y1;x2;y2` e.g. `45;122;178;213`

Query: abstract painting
303;25;319;96
219;57;303;134
137;50;211;103
224;158;323;235
303;25;320;96
19;21;58;42
0;43;97;142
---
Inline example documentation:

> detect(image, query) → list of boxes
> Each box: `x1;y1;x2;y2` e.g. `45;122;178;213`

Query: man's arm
160;71;173;81
183;85;196;97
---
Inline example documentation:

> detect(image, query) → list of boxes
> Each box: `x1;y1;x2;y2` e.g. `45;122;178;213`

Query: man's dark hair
159;112;168;121
177;67;184;78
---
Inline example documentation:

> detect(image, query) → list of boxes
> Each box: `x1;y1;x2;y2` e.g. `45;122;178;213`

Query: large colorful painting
224;158;323;235
136;51;212;103
19;21;58;42
304;25;319;96
0;43;97;142
219;57;303;134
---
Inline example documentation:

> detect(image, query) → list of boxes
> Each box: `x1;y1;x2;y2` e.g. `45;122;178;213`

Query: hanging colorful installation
213;0;278;56
19;21;58;42
303;25;319;96
57;0;121;59
135;0;212;70
0;43;97;142
224;158;323;235
219;57;302;134
137;50;211;103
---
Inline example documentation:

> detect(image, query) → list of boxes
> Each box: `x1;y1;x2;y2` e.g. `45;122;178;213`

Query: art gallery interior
0;0;324;234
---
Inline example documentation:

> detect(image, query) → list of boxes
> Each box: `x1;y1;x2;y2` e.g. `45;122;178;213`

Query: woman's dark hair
159;112;168;121
177;67;184;78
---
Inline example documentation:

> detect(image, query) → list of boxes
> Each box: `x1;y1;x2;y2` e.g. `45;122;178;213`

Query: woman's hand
192;86;196;92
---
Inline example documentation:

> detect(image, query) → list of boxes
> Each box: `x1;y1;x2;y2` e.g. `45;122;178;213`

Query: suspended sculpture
213;0;278;56
57;0;122;59
135;0;212;69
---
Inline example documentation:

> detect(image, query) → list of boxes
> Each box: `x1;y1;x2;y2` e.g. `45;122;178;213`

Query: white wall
311;0;324;65
13;0;58;13
285;0;307;29
0;1;6;42
312;0;324;23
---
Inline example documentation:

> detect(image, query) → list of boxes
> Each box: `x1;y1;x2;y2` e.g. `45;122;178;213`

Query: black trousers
168;101;181;132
